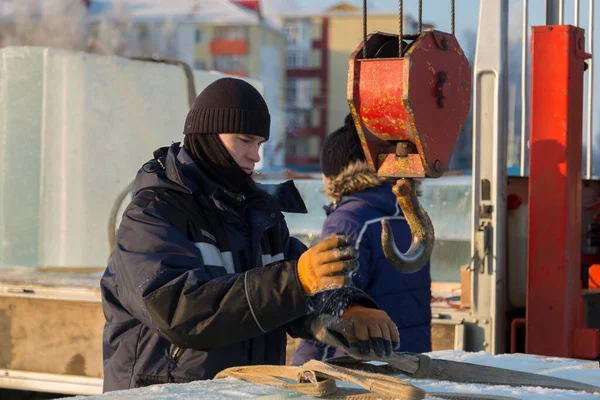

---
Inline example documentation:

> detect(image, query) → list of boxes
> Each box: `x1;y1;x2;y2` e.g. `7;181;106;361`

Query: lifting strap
214;360;519;400
215;360;424;399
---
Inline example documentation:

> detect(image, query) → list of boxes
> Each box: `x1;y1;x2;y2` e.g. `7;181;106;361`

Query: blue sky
293;0;600;174
295;0;598;53
294;0;484;56
296;0;481;46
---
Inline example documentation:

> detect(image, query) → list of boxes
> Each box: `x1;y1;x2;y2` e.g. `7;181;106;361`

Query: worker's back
291;158;431;365
323;182;432;350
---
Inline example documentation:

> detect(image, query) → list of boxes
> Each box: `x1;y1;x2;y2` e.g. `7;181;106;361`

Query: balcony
210;39;248;55
223;70;248;78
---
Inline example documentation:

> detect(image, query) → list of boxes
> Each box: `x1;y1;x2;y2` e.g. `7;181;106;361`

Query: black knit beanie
184;77;270;139
320;113;367;178
182;78;270;194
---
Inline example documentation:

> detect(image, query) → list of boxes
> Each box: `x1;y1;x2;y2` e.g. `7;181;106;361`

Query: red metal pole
527;25;599;358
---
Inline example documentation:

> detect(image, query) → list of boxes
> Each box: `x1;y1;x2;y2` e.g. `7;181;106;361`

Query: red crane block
347;31;471;178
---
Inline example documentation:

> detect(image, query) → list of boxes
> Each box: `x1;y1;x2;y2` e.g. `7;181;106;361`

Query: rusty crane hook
381;179;434;274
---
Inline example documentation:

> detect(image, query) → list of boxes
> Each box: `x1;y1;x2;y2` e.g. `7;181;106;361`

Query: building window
298;79;312;107
307;135;321;158
283;20;303;45
287;78;313;108
214;26;248;40
286;80;297;104
286;135;321;158
287;51;309;68
287;109;312;129
214;55;247;72
195;29;207;44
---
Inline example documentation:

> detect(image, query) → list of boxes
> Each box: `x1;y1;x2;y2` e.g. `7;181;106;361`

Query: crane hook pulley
352;0;470;274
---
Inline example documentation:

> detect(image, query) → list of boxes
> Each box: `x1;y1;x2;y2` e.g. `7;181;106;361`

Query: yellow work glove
297;234;359;295
340;304;399;357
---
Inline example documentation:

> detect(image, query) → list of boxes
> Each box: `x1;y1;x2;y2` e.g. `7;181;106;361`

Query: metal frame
0;369;102;395
432;318;466;351
544;0;595;179
0;282;100;303
526;15;600;358
0;281;103;394
519;0;529;176
471;0;600;357
470;0;508;354
545;0;565;25
526;24;587;357
585;0;595;179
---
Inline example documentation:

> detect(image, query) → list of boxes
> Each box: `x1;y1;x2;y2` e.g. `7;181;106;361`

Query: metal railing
520;0;528;176
518;0;595;178
585;0;594;179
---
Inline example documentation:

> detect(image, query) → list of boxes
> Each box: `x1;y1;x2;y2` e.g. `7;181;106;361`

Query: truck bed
0;267;105;395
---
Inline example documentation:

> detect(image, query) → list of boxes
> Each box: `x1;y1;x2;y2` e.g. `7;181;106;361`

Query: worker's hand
340;304;399;357
297;234;359;295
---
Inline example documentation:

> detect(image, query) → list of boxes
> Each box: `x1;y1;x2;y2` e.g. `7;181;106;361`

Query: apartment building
123;0;288;167
274;2;420;168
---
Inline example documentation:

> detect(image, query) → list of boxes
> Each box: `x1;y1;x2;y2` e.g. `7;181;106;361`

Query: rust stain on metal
347;30;471;179
378;154;425;178
346;31;470;273
427;61;436;75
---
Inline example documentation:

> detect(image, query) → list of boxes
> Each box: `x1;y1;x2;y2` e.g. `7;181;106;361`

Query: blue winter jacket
292;166;432;365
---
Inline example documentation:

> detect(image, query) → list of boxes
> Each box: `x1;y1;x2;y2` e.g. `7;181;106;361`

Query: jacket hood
324;160;387;203
324;161;400;216
134;143;308;214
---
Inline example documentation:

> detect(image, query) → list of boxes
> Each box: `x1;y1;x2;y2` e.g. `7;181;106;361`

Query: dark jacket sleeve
281;233;315;339
110;204;311;351
285;219;378;340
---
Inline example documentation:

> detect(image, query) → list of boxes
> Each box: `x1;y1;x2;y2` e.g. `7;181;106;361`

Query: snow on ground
66;351;600;400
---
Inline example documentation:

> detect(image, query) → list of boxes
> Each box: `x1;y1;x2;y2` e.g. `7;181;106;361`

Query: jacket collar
161;143;307;214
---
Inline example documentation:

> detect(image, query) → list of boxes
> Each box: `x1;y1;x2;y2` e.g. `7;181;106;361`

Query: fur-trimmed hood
323;160;388;203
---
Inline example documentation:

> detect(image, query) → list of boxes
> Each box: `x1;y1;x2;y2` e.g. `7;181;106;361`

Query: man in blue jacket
101;79;399;391
292;114;432;365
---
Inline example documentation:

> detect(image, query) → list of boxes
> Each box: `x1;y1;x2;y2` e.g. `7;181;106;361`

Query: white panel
471;0;509;354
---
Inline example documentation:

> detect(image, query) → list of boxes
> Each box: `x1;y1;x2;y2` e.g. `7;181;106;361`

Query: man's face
218;134;265;174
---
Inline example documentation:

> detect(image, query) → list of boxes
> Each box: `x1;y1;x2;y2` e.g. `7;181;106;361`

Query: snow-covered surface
65;351;600;400
90;0;275;27
127;0;260;24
